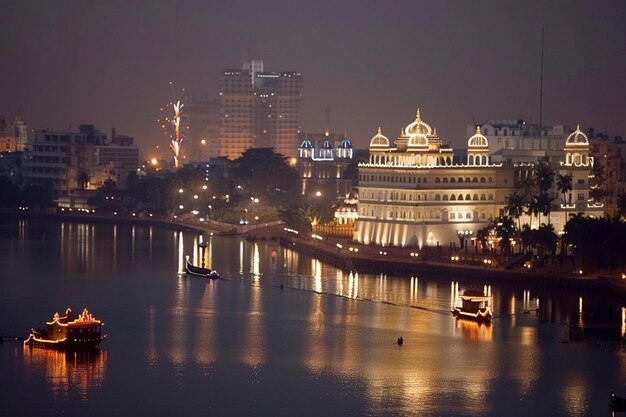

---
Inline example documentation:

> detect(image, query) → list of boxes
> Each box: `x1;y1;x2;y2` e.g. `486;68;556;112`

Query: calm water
1;219;625;416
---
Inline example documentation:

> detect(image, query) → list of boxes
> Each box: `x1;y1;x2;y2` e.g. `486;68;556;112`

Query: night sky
1;0;625;159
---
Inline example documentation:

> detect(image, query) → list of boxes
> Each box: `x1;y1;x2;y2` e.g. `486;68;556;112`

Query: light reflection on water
22;348;107;401
1;220;626;417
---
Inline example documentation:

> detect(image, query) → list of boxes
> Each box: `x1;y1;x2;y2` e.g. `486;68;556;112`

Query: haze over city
1;0;625;159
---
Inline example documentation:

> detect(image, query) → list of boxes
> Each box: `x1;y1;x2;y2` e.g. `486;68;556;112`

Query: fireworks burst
156;83;188;168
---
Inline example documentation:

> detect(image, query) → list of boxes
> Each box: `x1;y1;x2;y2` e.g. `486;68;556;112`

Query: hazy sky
1;0;625;159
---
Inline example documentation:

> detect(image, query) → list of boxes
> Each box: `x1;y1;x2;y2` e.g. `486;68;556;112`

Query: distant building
219;60;303;159
295;131;355;200
467;119;566;163
22;125;138;206
0;114;28;152
92;131;139;189
180;99;221;162
589;134;626;217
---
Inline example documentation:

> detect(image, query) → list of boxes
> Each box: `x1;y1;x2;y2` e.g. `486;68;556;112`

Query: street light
244;208;248;224
207;205;212;219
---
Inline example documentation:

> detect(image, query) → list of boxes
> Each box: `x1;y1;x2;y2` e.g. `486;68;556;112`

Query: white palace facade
353;109;602;248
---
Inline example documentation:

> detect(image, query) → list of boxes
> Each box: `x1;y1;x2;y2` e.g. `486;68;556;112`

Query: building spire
476;126;481;134
416;108;421;121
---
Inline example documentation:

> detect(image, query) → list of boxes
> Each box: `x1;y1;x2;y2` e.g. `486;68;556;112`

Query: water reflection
22;348;107;400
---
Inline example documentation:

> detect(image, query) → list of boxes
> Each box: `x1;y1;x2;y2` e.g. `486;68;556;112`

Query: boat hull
451;308;493;323
24;334;107;350
185;259;219;279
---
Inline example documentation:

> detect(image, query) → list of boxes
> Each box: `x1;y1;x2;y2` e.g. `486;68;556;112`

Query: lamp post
207;205;212;220
457;230;473;259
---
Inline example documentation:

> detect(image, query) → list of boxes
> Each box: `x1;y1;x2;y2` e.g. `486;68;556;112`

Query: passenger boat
611;392;626;411
451;289;493;323
185;256;219;279
24;308;107;350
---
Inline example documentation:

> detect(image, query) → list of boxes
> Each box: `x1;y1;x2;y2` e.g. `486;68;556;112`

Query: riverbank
249;228;626;296
10;209;626;296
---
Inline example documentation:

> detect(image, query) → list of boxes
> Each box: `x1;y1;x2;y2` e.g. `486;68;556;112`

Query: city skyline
1;0;625;159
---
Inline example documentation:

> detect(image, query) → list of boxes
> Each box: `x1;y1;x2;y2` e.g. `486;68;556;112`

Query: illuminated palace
354;109;602;248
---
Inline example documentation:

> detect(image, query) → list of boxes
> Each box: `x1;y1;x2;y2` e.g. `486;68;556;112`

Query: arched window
435;178;440;183
443;195;449;201
481;194;486;200
473;177;478;182
473;194;479;200
443;178;448;183
451;178;456;183
458;194;464;200
435;194;441;201
450;195;456;201
466;194;471;200
480;177;486;183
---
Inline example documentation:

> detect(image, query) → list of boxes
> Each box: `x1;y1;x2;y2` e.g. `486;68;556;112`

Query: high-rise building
180;100;221;162
219;60;303;159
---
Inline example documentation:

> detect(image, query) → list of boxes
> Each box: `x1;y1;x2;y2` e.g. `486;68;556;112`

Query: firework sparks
167;100;184;168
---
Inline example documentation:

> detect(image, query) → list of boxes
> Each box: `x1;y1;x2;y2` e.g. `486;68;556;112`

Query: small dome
321;139;334;149
407;134;429;148
565;125;589;147
404;108;432;137
369;127;389;148
299;139;313;149
468;126;489;148
339;138;353;149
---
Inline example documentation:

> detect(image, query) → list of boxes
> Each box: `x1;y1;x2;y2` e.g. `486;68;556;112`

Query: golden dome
468;126;489;148
404;108;433;137
565;124;589;147
369;127;389;148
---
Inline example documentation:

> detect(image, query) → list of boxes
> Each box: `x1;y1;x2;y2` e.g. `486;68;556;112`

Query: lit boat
24;308;107;350
185;256;219;279
611;392;626;411
451;289;493;323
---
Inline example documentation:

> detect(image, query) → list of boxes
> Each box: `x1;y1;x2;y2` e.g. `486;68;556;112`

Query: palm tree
534;162;555;194
518;173;536;203
556;174;573;206
536;193;556;226
527;197;540;228
505;193;525;230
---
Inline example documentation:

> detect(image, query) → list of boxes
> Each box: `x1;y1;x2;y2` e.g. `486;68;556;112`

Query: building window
578;193;584;200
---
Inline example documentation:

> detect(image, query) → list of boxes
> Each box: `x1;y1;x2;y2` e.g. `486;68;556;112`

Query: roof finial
576;124;580;132
476;126;481;134
433;127;438;136
416;108;421;120
377;126;382;135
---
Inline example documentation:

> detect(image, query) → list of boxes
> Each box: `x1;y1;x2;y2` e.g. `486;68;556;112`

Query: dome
369;127;390;148
565;125;589;147
299;139;313;149
404;108;432;137
339;138;353;149
321;139;334;149
407;134;429;148
468;126;489;148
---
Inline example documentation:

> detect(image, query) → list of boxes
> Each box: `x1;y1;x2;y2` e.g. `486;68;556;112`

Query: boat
611;392;626;411
451;289;493;323
185;256;219;279
24;308;107;350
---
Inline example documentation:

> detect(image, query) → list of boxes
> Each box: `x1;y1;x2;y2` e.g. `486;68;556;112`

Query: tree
505;193;525;230
536;193;556;226
534;162;555;194
556;174;573;205
230;148;298;202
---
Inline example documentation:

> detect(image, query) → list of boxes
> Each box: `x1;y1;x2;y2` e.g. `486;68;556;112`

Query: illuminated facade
296;132;354;199
219;60;303;159
354;109;602;248
0;114;28;152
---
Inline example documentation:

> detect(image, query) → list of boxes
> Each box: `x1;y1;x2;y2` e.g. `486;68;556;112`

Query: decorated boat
451;289;493;323
24;308;107;350
185;256;219;279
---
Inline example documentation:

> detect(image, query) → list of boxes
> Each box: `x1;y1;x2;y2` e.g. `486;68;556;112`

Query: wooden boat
451;289;493;323
611;392;626;411
185;257;219;279
24;308;107;350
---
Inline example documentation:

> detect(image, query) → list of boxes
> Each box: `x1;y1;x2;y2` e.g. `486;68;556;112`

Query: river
0;218;625;416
